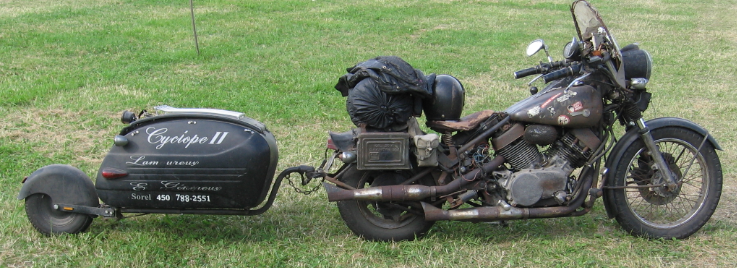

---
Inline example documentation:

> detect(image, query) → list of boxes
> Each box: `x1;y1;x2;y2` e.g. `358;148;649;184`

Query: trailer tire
25;194;93;235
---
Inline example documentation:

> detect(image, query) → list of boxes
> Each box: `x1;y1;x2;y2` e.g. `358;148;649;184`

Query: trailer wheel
25;194;93;235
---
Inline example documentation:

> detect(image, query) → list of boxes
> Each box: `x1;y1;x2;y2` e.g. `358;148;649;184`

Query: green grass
2;0;737;266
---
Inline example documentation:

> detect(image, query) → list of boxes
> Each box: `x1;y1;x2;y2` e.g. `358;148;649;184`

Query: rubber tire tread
25;194;93;235
609;127;722;239
336;166;434;241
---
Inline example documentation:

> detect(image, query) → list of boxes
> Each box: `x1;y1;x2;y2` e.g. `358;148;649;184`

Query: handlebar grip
543;64;581;83
513;67;541;79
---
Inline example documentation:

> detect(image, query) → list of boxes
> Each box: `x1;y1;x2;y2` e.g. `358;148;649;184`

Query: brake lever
527;74;545;86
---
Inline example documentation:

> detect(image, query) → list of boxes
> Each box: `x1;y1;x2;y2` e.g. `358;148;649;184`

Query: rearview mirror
526;39;546;56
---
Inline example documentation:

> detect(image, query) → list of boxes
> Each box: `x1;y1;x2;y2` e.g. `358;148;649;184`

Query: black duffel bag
335;56;433;131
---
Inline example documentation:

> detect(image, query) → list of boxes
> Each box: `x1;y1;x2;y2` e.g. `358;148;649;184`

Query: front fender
644;117;721;150
602;117;720;218
18;164;99;207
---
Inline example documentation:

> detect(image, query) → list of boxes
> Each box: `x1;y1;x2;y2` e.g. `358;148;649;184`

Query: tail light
327;137;337;150
101;168;129;179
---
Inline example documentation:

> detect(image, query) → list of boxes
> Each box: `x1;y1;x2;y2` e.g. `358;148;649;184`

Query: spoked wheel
609;127;722;239
336;166;435;241
25;194;93;235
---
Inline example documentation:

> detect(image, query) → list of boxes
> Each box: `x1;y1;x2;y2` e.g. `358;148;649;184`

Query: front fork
635;118;679;189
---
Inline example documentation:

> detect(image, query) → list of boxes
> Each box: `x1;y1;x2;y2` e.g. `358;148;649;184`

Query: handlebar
513;67;542;79
513;61;569;79
542;63;582;83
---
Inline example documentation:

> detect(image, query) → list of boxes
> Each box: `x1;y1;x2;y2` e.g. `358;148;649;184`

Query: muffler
324;156;505;202
323;177;470;202
421;171;593;222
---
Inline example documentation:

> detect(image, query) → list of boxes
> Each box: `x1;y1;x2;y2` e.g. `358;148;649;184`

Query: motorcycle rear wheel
609;127;722;239
25;194;93;235
336;166;435;241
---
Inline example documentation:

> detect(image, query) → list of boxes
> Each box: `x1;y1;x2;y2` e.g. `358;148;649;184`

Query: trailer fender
18;164;99;207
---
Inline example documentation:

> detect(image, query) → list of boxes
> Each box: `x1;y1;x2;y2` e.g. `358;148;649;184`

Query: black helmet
423;74;465;121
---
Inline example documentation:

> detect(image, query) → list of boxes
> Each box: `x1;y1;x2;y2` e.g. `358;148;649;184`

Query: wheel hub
635;153;683;205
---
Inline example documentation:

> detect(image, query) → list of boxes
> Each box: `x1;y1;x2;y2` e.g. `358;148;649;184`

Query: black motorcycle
320;0;722;241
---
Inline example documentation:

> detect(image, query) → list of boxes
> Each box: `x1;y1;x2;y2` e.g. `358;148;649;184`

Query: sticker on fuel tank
557;115;570;125
556;90;577;102
541;92;563;108
527;106;541;117
570;109;591;117
568;101;584;113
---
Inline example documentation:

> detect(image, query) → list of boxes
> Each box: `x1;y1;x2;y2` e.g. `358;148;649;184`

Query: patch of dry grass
0;108;115;165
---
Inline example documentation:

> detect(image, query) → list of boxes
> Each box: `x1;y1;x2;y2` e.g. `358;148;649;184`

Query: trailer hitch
53;204;116;218
283;165;324;195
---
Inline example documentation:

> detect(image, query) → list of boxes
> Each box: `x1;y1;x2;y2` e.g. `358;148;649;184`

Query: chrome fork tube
636;118;678;189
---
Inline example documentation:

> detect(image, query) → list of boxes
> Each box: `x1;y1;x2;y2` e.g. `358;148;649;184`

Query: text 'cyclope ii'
145;127;229;149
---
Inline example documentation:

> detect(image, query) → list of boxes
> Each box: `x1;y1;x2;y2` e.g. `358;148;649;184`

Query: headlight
622;48;652;80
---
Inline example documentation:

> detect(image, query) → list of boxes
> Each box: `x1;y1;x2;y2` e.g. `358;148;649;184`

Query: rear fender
17;164;99;207
602;117;720;218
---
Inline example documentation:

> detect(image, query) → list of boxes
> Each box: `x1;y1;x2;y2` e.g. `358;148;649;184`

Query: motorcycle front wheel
609;127;722;239
336;166;435;241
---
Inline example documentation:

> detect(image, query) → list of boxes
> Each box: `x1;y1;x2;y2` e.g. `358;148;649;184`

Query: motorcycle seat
426;110;495;132
329;130;358;151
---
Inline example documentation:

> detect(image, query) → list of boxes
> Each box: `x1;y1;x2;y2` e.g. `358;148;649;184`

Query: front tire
25;194;93;235
609;127;722;239
336;166;435;241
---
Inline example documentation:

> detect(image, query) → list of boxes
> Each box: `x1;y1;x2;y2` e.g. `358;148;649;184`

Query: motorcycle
319;0;723;241
19;0;721;241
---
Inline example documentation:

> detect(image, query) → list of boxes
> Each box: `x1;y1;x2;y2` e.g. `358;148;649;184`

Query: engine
490;124;600;206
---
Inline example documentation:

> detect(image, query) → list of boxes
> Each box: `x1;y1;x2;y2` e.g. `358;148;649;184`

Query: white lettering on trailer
210;132;221;144
209;132;229;144
216;132;228;144
131;193;151;200
126;155;159;166
166;160;200;167
145;127;215;149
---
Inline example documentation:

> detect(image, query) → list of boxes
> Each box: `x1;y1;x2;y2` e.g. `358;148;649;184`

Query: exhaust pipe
323;176;471;202
421;202;529;221
422;168;594;221
324;156;505;202
324;183;437;202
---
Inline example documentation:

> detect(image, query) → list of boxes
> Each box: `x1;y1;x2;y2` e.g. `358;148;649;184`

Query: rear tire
609;127;722;239
25;194;93;235
336;166;435;241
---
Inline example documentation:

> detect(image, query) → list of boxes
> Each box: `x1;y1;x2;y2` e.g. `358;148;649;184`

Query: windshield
572;1;605;40
571;0;625;87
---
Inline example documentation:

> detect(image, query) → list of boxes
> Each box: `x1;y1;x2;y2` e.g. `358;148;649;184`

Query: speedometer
563;37;581;60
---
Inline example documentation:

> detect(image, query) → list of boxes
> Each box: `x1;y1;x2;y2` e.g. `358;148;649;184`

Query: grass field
2;0;736;267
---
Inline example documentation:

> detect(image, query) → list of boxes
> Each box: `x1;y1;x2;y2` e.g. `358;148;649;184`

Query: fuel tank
506;85;602;128
95;108;278;209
